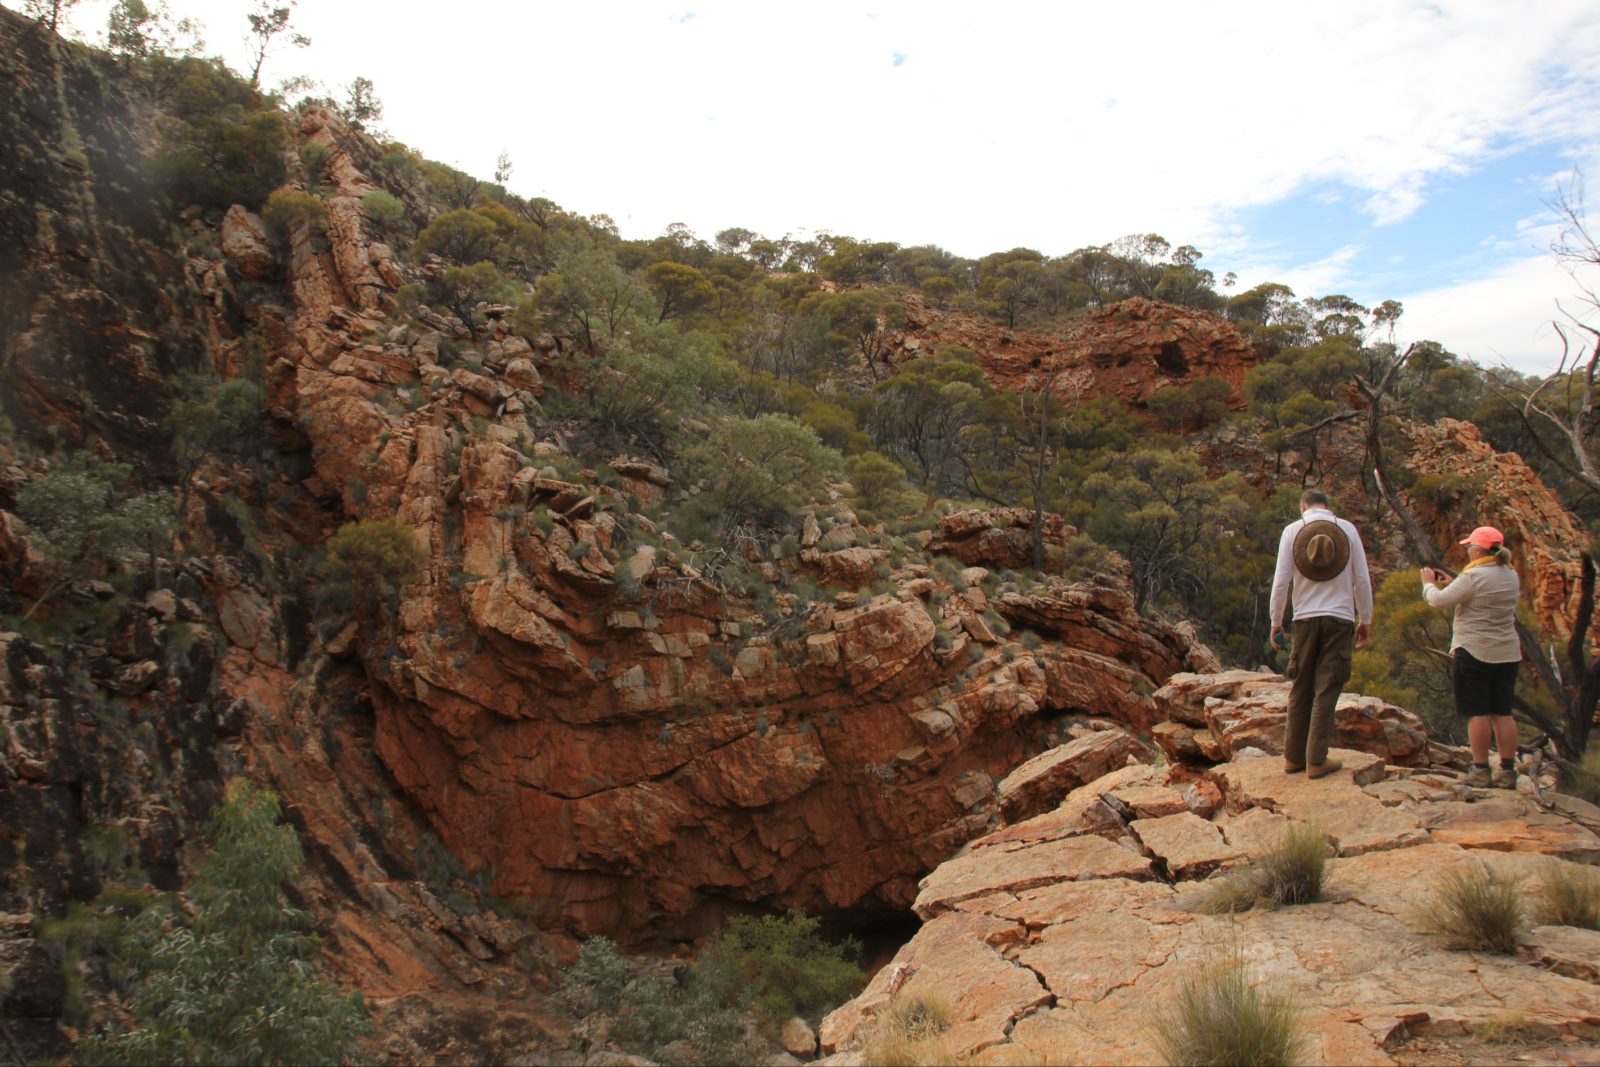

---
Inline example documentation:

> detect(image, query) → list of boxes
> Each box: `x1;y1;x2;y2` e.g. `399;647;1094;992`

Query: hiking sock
1474;762;1490;770
1499;758;1515;771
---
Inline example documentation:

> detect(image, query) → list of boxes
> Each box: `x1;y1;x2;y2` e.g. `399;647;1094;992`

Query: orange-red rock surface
890;292;1260;406
818;695;1600;1066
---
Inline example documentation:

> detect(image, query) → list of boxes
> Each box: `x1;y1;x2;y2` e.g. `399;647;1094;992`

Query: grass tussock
862;994;958;1067
1531;858;1600;930
1565;745;1600;805
1472;1010;1545;1049
1149;954;1308;1067
1416;865;1525;953
1196;823;1330;914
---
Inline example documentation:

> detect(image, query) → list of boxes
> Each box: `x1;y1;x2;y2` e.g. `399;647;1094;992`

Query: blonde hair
1474;542;1512;565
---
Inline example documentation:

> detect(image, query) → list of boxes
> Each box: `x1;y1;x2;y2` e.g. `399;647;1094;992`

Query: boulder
779;1017;816;1057
221;205;275;279
997;729;1155;822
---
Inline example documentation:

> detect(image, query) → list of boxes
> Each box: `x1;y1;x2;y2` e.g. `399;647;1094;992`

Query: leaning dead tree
1490;171;1600;497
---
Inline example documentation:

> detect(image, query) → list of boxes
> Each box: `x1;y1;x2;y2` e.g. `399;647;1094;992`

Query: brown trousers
1286;616;1354;766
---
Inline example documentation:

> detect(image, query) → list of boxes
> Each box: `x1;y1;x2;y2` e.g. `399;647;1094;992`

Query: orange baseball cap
1459;526;1504;549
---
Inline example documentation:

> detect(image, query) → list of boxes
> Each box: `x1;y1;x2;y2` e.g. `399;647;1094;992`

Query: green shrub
556;935;633;1017
153;60;288;212
14;454;174;620
692;912;864;1021
1149;953;1307;1067
314;518;425;623
557;935;757;1067
81;780;372;1064
261;186;326;242
362;188;409;239
1417;865;1525;953
1531;859;1600;930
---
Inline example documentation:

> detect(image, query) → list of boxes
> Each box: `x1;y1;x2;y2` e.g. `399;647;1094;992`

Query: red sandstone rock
220;205;275;280
888;292;1260;411
996;730;1155;822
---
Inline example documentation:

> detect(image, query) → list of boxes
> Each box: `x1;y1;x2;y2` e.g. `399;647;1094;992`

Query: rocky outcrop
820;735;1600;1065
1150;670;1430;767
1403;418;1594;639
926;507;1077;572
889;292;1260;408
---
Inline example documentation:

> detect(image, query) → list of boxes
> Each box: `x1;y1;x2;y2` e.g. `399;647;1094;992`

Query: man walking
1269;489;1373;778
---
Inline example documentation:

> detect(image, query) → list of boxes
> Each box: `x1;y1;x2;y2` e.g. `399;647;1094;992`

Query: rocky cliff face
890;291;1260;404
0;19;216;456
222;110;1207;937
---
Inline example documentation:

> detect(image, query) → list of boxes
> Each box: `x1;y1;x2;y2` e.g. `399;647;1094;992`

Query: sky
24;0;1600;374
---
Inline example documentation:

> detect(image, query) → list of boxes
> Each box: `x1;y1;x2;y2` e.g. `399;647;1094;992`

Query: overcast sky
26;0;1600;374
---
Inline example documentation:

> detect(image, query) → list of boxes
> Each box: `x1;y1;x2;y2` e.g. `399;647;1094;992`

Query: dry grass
1564;745;1600;805
1149;953;1309;1067
1531;858;1600;930
862;994;959;1067
1196;823;1330;914
1415;864;1526;953
1472;1009;1544;1049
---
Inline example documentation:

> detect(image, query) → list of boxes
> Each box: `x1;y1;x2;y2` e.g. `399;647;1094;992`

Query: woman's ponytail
1493;544;1512;566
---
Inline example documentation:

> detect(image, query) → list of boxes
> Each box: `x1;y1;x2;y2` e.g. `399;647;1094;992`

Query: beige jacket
1422;562;1521;663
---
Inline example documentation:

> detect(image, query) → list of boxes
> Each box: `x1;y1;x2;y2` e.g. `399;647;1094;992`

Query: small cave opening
1156;340;1190;376
826;906;925;978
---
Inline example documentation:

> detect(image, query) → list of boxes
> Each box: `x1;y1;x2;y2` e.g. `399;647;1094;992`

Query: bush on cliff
13;454;175;621
151;58;287;213
681;415;841;541
261;186;326;244
314;518;425;625
79;779;373;1065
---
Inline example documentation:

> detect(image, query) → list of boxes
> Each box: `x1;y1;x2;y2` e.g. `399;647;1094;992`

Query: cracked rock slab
914;834;1153;919
1129;810;1243;879
1524;925;1600;983
817;910;1048;1060
1211;748;1426;855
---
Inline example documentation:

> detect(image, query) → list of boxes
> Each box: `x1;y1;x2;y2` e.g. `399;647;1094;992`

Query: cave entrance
826;907;924;978
1156;340;1189;376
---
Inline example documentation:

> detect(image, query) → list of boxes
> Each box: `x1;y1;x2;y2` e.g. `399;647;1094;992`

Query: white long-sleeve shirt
1269;507;1374;629
1422;561;1521;663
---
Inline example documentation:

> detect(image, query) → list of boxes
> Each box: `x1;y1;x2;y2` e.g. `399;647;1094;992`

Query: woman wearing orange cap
1420;527;1521;788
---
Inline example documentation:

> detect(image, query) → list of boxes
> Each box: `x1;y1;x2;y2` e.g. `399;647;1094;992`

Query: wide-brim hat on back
1293;519;1350;582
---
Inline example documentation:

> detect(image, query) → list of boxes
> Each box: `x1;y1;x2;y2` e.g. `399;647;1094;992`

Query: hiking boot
1307;758;1343;779
1464;765;1492;788
1492;766;1517;789
1284;760;1305;774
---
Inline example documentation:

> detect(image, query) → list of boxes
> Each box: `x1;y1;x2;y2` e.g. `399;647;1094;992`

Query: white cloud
1396;254;1599;374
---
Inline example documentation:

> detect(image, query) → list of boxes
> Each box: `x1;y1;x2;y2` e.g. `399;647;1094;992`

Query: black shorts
1452;647;1518;719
